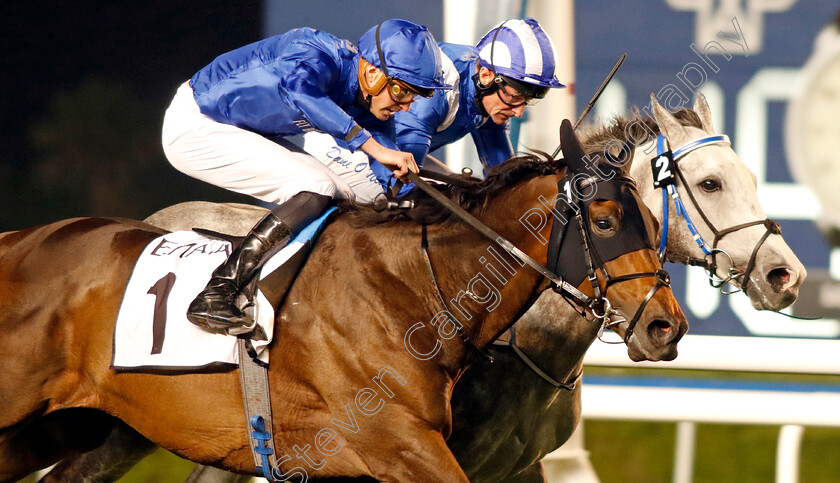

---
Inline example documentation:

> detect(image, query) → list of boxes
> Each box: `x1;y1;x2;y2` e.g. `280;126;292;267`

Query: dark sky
0;1;444;230
263;0;443;41
1;1;261;166
0;1;262;228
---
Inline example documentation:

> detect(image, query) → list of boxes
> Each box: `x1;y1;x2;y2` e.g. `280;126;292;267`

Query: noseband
652;134;781;296
601;269;671;344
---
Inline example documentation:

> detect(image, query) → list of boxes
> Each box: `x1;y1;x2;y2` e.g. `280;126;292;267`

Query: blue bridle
655;133;730;258
652;132;781;295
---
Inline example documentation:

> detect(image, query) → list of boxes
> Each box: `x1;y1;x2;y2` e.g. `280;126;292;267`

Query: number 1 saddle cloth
111;208;335;371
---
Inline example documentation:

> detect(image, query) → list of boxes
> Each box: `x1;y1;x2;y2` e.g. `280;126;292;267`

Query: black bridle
600;268;671;343
486;169;673;389
406;157;673;364
652;134;781;296
546;171;672;344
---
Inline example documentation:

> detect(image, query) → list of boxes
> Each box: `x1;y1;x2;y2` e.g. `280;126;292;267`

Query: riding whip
551;52;627;159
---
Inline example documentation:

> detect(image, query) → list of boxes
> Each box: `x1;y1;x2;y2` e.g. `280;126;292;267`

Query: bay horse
157;95;805;482
0;122;686;482
38;95;796;483
445;95;806;482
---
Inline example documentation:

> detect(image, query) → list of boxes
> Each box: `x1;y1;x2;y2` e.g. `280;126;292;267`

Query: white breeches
161;82;384;205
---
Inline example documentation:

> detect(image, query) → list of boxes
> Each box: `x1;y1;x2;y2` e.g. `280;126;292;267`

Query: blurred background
6;0;840;481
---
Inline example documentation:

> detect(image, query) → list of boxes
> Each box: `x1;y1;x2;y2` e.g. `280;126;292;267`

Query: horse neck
507;290;600;381
427;176;556;361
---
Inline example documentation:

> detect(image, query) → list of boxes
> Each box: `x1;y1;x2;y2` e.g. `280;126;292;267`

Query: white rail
563;334;840;483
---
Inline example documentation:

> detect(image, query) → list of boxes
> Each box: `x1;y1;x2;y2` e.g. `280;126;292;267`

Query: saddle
192;226;309;321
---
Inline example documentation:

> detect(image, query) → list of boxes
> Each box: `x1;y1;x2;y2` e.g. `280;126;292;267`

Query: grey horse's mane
579;107;703;155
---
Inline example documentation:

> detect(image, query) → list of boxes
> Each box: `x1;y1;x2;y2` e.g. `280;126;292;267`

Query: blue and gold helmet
358;19;451;93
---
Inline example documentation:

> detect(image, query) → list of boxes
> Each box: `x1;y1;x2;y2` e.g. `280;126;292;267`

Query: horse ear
559;119;587;172
693;93;716;134
650;93;688;145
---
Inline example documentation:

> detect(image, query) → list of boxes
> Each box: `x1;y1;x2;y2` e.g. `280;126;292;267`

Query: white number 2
655;156;673;183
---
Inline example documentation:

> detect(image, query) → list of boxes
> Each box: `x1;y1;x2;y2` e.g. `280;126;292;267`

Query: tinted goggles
494;76;547;107
386;78;433;105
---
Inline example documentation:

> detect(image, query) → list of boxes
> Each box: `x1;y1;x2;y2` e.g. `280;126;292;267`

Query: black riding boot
187;192;331;331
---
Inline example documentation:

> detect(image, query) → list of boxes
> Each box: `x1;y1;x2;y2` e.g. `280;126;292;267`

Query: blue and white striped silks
476;18;565;88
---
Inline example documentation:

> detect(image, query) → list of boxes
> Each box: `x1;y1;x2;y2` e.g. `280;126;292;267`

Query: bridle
488;169;673;389
652;133;781;296
409;161;671;364
413;167;610;364
546;171;672;344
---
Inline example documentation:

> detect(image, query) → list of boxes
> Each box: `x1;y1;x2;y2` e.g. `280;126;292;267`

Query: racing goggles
387;78;433;105
494;75;548;108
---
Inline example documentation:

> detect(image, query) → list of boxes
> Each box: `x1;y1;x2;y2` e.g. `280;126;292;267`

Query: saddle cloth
111;208;336;371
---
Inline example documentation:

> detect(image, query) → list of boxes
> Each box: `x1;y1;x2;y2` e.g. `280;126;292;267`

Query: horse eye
699;179;721;192
595;219;612;230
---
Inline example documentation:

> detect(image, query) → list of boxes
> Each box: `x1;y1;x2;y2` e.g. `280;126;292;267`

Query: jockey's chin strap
653;134;781;296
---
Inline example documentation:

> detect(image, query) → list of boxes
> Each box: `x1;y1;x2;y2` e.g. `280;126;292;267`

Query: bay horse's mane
342;107;702;227
580;107;703;155
341;151;564;226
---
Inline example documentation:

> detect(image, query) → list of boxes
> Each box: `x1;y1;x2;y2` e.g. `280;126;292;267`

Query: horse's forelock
581;107;703;156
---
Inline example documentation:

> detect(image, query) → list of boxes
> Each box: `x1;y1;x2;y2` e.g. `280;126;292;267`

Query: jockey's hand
375;148;418;179
361;138;418;179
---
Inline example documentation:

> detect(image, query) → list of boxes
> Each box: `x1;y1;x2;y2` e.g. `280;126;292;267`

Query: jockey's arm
471;121;514;173
395;93;448;170
360;137;418;179
278;46;372;151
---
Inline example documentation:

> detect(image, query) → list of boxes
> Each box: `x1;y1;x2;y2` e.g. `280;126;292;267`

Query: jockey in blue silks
162;19;450;332
290;18;567;198
394;18;566;178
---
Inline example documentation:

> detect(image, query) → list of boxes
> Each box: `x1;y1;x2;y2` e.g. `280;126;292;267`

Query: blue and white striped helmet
476;18;565;88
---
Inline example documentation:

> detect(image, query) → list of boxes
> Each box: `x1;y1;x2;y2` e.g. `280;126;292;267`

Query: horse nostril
647;319;673;340
767;267;793;291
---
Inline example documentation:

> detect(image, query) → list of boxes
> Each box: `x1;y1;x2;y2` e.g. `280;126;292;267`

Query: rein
548;173;671;345
653;134;781;296
490;170;673;387
492;322;582;390
420;224;496;363
402;170;614;363
404;171;595;308
417;167;481;188
406;165;670;380
489;251;671;389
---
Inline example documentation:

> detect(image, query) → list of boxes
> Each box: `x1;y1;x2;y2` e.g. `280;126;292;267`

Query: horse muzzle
625;311;688;362
745;250;807;312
